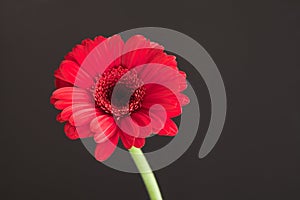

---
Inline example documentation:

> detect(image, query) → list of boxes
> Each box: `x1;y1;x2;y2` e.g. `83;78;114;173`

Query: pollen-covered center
94;66;146;117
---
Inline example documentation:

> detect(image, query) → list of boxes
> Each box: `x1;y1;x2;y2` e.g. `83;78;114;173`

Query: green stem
129;147;163;200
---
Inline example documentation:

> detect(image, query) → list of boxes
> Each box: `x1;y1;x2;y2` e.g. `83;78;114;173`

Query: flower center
93;66;145;117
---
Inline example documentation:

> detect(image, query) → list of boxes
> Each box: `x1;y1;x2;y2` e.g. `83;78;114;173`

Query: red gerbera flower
50;35;189;161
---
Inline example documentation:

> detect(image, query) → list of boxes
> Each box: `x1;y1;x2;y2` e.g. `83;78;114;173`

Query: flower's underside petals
120;115;152;138
91;115;118;143
64;123;93;139
56;113;64;123
95;133;119;162
64;122;79;140
133;138;145;148
120;131;135;149
54;78;73;88
120;131;146;149
158;118;178;136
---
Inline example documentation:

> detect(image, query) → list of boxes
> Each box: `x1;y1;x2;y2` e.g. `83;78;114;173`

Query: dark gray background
1;0;299;199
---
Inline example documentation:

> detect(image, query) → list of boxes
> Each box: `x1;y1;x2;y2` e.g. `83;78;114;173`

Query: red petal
50;87;93;113
137;64;187;92
150;52;177;69
131;110;151;126
158;118;178;136
51;87;92;103
118;116;140;137
94;133;119;162
69;107;100;126
142;84;182;118
60;103;94;122
80;35;122;77
59;106;73;122
90;115;118;143
122;35;163;69
53;100;72;110
177;93;190;106
120;131;146;149
76;124;94;138
64;123;94;140
179;70;186;78
94;36;107;45
147;108;167;134
82;35;124;76
120;132;135;149
130;111;152;138
56;60;95;89
65;44;88;65
54;77;73;88
56;113;64;122
134;138;145;148
64;36;106;66
54;36;107;89
64;123;79;140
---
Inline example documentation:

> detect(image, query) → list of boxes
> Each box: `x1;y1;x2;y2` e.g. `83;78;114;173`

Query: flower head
50;35;189;161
